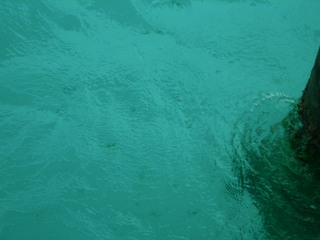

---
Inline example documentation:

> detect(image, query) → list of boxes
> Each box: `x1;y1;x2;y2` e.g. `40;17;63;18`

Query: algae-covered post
297;47;320;160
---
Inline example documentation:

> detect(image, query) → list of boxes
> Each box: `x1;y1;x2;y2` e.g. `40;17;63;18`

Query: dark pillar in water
296;47;320;161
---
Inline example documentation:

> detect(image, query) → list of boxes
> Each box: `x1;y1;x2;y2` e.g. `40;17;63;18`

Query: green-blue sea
1;0;320;239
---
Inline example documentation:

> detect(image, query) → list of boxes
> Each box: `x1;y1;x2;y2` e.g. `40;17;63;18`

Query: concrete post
297;47;320;160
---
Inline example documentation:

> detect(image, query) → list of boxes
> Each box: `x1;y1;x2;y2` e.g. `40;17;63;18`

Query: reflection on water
232;93;320;239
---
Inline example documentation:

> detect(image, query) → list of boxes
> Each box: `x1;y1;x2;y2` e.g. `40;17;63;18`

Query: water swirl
231;92;320;239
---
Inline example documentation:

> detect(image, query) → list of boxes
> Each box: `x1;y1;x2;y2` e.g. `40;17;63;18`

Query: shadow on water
231;93;320;240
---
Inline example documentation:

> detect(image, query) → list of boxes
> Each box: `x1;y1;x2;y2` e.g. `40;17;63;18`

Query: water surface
1;0;320;239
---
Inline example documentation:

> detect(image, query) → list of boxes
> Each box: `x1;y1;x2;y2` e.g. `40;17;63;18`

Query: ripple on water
231;92;320;239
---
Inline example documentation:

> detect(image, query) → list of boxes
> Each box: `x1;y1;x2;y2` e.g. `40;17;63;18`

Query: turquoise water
1;0;320;239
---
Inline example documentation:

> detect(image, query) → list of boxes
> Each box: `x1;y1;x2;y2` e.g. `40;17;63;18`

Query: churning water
1;0;320;239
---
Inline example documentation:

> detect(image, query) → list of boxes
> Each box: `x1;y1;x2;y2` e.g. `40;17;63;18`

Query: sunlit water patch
232;92;320;239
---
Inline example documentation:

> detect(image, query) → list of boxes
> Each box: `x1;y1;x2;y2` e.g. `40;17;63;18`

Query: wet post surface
291;48;320;163
299;48;320;142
